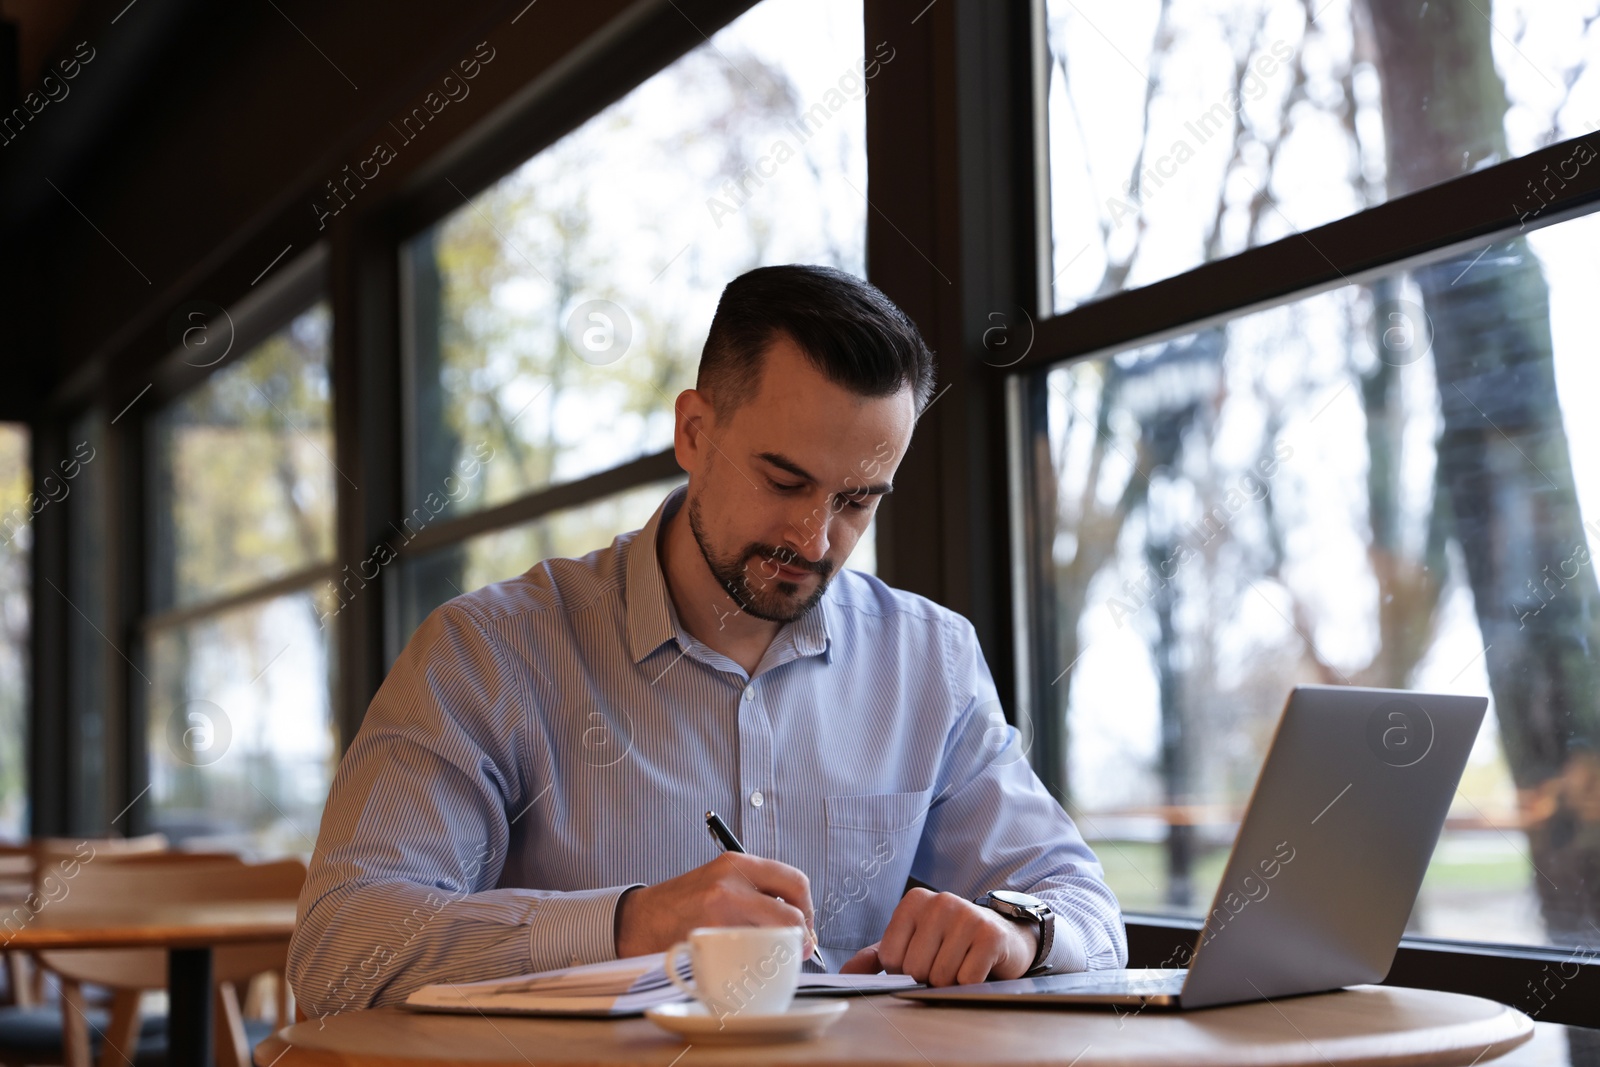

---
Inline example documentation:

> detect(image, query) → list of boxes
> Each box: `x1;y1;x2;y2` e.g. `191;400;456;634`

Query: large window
1029;0;1600;963
1044;0;1600;312
1038;211;1600;950
143;303;337;856
0;424;28;838
395;0;870;644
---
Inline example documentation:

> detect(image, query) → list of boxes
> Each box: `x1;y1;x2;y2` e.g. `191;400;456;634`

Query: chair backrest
34;834;167;864
45;852;273;911
46;852;303;915
0;853;31;901
15;835;181;912
39;856;307;988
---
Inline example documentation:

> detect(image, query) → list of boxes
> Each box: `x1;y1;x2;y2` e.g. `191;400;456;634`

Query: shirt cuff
1036;911;1087;974
526;884;645;972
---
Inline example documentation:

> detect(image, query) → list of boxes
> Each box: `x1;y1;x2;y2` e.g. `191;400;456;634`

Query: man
287;265;1126;1017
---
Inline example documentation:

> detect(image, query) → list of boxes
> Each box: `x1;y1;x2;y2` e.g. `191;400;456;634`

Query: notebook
402;952;919;1017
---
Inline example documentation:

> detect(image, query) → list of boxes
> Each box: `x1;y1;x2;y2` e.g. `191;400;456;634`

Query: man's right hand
613;852;816;958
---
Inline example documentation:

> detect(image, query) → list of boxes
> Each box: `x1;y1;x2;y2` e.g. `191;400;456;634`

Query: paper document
791;971;923;995
403;952;919;1017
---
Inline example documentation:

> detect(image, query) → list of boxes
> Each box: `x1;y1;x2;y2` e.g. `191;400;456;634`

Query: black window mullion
27;416;69;837
864;0;1039;720
331;213;404;752
1020;130;1600;375
390;448;683;561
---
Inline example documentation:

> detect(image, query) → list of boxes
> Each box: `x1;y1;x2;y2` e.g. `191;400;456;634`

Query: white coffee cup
666;926;802;1019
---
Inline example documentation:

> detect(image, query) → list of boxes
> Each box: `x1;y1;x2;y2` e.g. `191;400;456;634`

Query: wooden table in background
256;984;1533;1067
5;901;298;1067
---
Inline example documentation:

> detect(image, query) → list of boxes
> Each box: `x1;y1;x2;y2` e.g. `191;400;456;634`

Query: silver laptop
898;685;1487;1011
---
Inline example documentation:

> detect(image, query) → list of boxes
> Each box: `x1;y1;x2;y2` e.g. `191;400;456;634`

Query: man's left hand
837;888;1038;986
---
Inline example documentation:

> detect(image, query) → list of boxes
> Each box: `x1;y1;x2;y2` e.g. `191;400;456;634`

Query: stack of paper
403;953;918;1017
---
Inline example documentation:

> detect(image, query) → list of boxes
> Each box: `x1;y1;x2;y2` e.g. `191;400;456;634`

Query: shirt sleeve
286;601;639;1017
910;616;1129;973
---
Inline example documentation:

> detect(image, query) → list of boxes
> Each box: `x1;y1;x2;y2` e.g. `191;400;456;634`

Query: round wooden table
256;984;1533;1067
5;901;298;1067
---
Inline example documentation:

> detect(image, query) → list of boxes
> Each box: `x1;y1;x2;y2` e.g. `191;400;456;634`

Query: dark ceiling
0;0;529;419
2;0;91;92
0;0;756;422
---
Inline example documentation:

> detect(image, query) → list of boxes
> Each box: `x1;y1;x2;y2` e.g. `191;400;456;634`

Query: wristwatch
975;889;1053;975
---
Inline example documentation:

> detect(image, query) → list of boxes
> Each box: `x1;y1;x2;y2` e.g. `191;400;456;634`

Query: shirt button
750;791;764;808
742;686;755;702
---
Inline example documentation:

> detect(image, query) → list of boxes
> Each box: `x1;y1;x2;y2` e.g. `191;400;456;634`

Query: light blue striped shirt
288;485;1125;1015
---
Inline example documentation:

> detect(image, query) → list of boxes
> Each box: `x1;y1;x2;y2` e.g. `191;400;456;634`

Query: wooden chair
35;855;305;1067
2;836;169;1011
0;846;37;1009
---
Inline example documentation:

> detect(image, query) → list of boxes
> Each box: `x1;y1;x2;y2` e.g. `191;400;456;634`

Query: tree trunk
1362;0;1600;974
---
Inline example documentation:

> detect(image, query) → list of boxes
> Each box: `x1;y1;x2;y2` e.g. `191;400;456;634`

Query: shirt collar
625;484;833;667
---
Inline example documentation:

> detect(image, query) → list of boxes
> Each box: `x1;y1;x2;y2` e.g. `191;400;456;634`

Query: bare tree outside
398;0;870;639
1040;0;1600;1002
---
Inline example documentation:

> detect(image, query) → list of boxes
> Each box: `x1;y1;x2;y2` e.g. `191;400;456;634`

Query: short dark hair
696;265;936;419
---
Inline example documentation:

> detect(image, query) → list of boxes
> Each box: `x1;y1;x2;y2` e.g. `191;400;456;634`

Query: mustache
746;545;830;576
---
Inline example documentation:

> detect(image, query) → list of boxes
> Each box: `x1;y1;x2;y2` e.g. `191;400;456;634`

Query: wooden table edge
252;991;1540;1067
2;926;297;951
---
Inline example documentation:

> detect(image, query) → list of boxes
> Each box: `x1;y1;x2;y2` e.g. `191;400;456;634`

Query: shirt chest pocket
815;788;933;951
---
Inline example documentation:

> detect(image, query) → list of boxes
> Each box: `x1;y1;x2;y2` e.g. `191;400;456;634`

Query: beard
686;490;834;624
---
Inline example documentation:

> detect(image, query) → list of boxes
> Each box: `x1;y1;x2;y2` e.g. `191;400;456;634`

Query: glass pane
1036;207;1600;951
848;520;876;575
1045;0;1600;313
148;303;335;611
0;424;29;837
403;0;868;520
395;479;686;653
147;587;336;856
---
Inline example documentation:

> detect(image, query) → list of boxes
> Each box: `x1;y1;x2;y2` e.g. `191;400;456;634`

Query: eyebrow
756;451;894;497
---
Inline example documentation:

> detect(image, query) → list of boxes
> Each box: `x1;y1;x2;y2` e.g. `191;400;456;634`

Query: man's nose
784;499;832;564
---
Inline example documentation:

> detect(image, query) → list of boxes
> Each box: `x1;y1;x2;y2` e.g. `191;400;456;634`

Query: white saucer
644;999;848;1044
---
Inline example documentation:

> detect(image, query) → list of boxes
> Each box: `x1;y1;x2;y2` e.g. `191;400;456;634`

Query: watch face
984;889;1050;922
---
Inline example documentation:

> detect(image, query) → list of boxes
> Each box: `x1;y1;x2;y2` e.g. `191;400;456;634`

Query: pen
705;810;828;970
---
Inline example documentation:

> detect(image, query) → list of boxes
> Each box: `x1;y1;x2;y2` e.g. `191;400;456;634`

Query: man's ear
673;388;715;472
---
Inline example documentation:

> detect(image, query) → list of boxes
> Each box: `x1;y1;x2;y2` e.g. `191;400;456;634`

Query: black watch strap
1026;911;1054;975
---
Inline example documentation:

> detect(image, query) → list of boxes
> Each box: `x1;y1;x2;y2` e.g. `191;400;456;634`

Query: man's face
677;332;916;624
